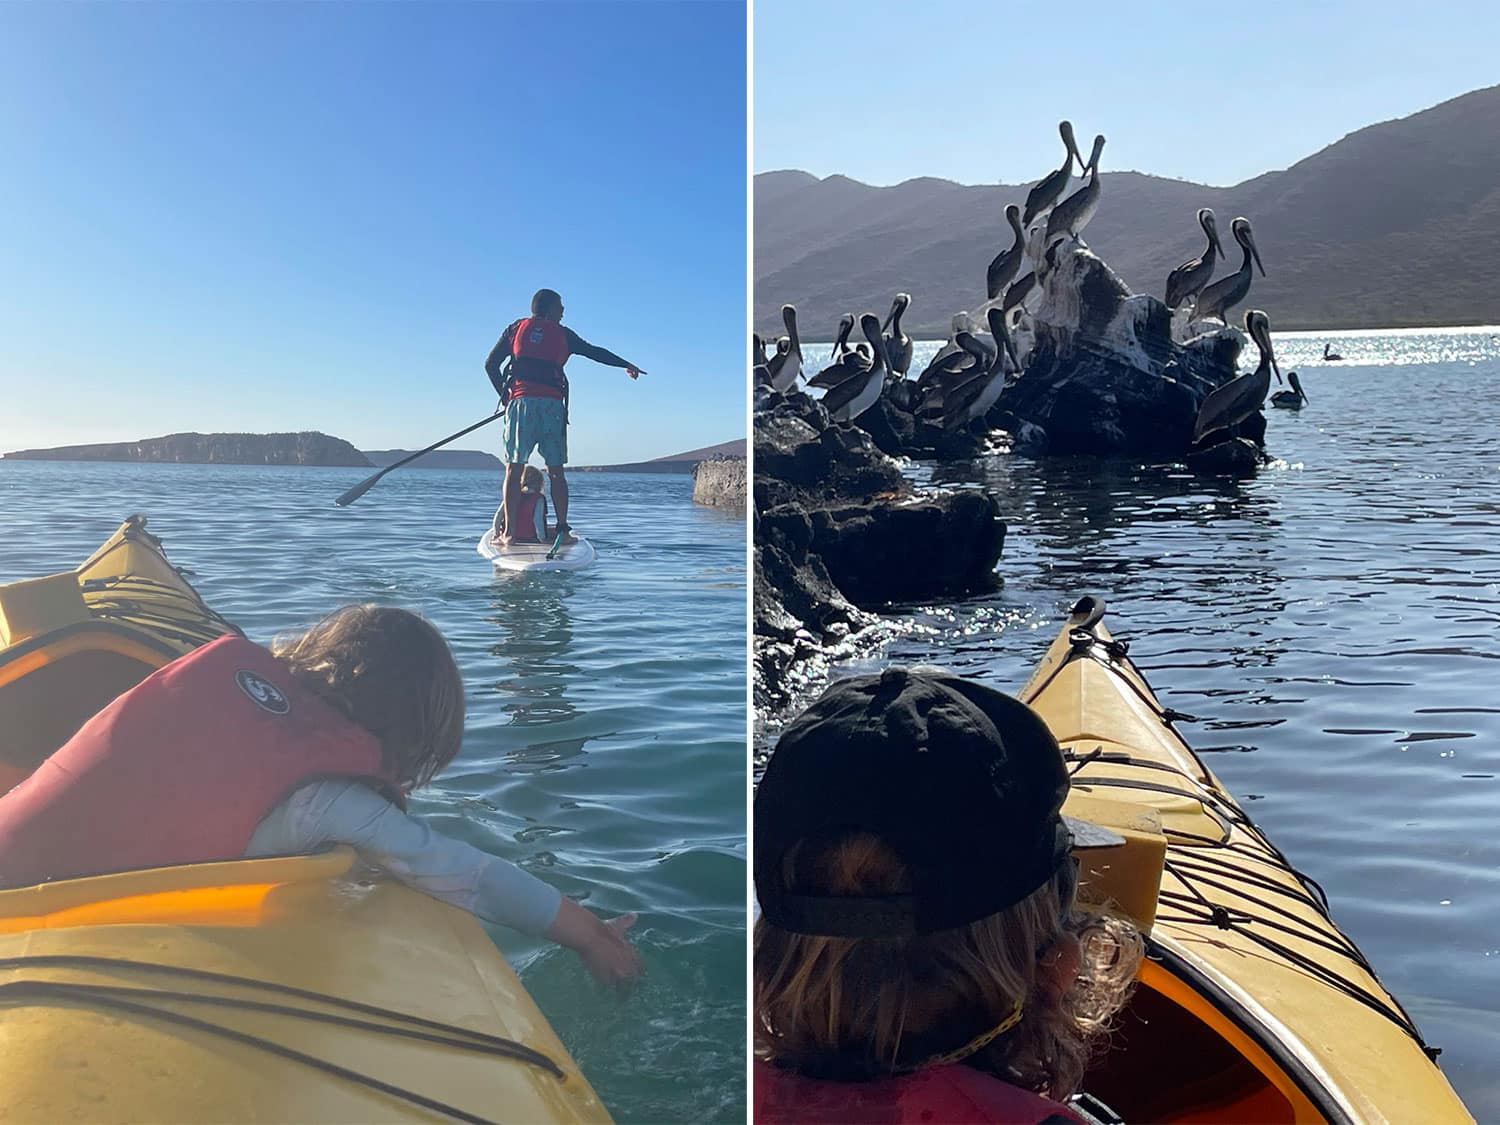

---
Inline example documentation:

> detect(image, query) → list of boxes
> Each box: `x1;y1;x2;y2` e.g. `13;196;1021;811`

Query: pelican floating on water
1192;309;1281;444
881;293;913;378
1270;370;1308;409
1323;343;1343;362
1165;208;1226;310
1022;121;1084;227
767;304;804;391
1192;218;1264;326
823;313;891;423
1045;134;1106;249
986;205;1027;301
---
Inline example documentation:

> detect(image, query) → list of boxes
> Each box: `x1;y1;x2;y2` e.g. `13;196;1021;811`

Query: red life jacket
508;315;570;402
0;635;404;888
753;1060;1087;1125
510;490;547;542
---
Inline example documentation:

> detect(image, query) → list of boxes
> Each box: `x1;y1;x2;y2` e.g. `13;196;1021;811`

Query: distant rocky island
4;432;369;466
4;433;747;472
363;448;502;471
574;439;747;474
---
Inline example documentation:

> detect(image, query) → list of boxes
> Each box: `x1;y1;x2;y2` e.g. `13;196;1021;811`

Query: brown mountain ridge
755;85;1500;336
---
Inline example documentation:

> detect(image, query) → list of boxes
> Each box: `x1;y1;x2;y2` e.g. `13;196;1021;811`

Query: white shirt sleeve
246;779;562;937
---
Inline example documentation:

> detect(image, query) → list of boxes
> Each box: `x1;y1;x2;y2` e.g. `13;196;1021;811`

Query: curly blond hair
272;604;465;788
754;832;1141;1099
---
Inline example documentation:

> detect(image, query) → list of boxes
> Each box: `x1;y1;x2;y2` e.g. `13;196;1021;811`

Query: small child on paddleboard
0;604;640;987
753;668;1142;1124
491;464;552;544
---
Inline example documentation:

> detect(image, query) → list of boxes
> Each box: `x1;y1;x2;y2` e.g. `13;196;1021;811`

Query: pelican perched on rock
1045;134;1106;249
940;308;1020;430
986;205;1027;301
1192;218;1264;326
1022;121;1084;227
928;311;982;369
1271;370;1308;409
1165;208;1226;310
1192;309;1281;444
767;304;804;391
823;313;891;423
1002;272;1036;327
808;318;874;390
916;331;992;399
881;293;913;378
753;333;768;368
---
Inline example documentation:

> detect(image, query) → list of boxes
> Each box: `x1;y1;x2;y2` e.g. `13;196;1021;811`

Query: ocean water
0;462;747;1124
763;326;1500;1118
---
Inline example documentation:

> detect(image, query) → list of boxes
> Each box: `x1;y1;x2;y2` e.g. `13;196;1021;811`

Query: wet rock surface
753;391;1005;710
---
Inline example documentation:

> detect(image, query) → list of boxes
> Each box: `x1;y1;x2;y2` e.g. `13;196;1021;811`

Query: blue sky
754;0;1500;187
0;2;746;464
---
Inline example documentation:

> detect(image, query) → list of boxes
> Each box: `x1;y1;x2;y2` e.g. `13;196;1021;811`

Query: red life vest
508;316;570;402
0;635;403;888
753;1060;1087;1125
510;490;547;542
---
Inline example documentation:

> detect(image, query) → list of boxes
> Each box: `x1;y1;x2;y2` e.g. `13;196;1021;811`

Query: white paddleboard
477;529;596;572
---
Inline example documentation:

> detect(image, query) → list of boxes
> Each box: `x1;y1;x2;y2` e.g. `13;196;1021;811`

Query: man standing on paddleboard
485;288;644;544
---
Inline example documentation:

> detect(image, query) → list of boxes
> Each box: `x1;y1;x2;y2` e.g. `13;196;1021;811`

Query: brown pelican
928;311;982;368
1192;309;1281;444
916;331;993;400
1165;209;1226;310
1044;134;1106;249
753;333;768;367
829;314;855;361
881;293;913;378
986;205;1027;300
1270;370;1308;409
1022;121;1084;227
1192;218;1264;326
1323;342;1343;361
940;308;1020;429
1001;271;1036;328
767;304;804;391
823;313;891;423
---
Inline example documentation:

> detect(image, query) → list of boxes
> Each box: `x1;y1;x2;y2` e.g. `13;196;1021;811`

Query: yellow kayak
1028;597;1471;1124
0;516;609;1123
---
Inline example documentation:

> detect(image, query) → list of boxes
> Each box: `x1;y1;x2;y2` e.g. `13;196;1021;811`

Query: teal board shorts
502;396;567;467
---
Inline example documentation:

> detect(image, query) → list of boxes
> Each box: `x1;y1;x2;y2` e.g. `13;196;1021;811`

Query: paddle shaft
335;410;504;506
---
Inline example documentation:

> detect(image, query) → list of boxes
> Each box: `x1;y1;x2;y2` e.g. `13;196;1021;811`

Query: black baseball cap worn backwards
756;666;1120;937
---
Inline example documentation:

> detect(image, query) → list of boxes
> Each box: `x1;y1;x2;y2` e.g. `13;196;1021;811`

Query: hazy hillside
756;86;1500;335
5;432;369;466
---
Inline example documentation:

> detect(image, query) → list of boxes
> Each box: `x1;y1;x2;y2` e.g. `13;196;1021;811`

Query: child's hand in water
548;898;644;987
581;912;643;987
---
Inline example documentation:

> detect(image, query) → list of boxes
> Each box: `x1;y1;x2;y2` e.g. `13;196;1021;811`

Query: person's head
753;667;1140;1098
532;288;564;321
272;605;465;790
520;465;545;492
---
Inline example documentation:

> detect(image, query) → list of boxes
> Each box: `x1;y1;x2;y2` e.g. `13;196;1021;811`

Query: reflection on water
764;328;1500;1118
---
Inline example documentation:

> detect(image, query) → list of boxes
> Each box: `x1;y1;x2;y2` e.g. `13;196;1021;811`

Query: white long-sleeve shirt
245;779;562;937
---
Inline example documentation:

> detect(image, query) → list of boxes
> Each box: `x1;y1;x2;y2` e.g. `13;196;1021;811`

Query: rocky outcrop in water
692;455;746;508
830;245;1267;471
754;391;1006;711
5;432;372;467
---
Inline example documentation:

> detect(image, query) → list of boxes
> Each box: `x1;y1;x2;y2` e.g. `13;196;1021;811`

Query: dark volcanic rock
753;391;1006;711
992;246;1259;461
5;431;372;467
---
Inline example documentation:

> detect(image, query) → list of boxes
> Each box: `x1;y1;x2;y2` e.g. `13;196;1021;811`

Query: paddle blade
335;472;383;507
